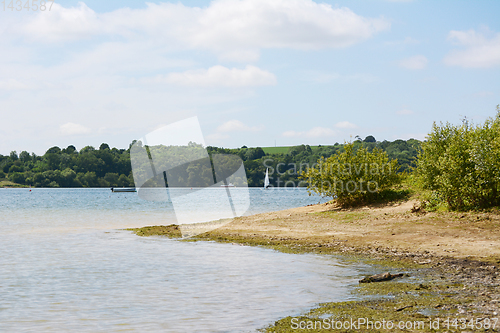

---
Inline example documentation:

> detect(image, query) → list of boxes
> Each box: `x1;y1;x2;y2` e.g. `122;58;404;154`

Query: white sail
264;168;270;188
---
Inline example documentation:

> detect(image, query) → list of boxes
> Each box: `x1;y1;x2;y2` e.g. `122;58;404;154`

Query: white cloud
0;79;32;90
396;109;414;115
216;120;264;132
282;130;299;137
448;29;488;46
307;127;336;137
444;29;500;68
335;121;357;129
217;49;261;63
17;0;390;61
146;65;277;87
206;120;263;145
282;127;336;138
205;132;230;143
22;2;100;42
60;123;91;136
398;55;428;70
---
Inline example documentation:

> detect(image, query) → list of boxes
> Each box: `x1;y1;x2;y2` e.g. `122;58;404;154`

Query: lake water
0;188;371;332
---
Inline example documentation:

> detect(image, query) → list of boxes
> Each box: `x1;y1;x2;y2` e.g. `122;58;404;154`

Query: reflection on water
0;188;368;332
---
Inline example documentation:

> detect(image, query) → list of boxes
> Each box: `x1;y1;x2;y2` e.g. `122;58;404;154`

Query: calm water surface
0;188;371;332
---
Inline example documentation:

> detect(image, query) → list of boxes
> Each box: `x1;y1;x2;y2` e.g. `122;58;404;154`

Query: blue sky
1;0;499;155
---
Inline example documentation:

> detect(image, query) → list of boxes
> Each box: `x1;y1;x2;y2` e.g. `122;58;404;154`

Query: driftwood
395;305;413;312
359;272;406;283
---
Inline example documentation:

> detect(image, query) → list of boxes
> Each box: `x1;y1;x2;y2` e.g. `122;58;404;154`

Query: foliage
416;106;500;210
0;137;419;188
0;144;133;188
8;172;25;184
301;142;401;206
364;135;376;143
9;151;18;160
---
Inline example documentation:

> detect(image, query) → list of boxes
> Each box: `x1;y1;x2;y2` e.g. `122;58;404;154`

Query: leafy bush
416;106;500;210
301;142;400;206
8;172;26;184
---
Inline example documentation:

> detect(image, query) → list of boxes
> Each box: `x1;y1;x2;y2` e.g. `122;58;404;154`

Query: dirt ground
199;200;500;261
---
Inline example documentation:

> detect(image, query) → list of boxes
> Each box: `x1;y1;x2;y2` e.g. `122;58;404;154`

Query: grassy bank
0;180;28;188
127;200;500;332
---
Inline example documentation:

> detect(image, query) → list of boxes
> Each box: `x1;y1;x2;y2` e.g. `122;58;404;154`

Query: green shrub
9;164;23;173
416;106;500;210
8;172;26;185
301;142;400;206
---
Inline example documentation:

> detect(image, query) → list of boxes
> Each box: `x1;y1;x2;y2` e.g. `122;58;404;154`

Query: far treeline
2;106;500;211
0;138;420;189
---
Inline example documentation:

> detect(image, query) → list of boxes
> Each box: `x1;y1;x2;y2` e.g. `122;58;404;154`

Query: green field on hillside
261;145;330;154
261;146;291;154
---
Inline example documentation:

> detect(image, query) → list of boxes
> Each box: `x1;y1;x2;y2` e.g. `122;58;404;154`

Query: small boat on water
220;183;235;187
111;187;137;193
264;168;270;189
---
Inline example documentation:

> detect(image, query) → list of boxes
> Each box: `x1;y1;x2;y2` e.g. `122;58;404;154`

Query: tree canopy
301;142;400;206
416;107;500;210
0;138;420;188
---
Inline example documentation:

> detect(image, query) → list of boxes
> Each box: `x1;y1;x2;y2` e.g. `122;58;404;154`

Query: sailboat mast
264;168;270;188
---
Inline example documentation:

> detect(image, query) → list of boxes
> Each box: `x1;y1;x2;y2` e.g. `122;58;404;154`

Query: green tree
10;151;18;161
45;153;60;170
104;173;119;187
32;172;48;187
77;171;98;187
19;151;31;162
416;107;500;210
60;168;79;187
301;142;400;206
99;143;110;150
62;145;77;154
245;147;265;160
46;146;61;154
44;170;62;186
80;146;96;154
117;174;132;187
364;135;376;143
98;178;110;187
9;172;25;184
9;164;23;173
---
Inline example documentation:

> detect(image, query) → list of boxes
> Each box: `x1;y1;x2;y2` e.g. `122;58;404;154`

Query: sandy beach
194;200;500;260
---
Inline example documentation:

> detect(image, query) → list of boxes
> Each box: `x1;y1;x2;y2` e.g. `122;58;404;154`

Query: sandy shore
194;199;500;261
129;200;500;332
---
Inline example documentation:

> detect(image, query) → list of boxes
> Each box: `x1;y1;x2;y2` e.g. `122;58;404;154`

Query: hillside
0;137;420;188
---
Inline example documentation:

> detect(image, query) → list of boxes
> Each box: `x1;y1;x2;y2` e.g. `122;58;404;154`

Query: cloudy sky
1;0;499;155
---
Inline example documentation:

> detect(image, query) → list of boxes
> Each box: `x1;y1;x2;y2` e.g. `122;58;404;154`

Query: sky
1;0;499;155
